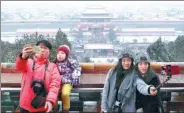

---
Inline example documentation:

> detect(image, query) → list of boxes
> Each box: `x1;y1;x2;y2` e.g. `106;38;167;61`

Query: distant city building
78;7;115;31
80;7;112;22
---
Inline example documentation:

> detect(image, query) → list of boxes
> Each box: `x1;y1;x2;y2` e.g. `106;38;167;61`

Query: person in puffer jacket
135;56;164;113
15;40;61;113
54;44;81;113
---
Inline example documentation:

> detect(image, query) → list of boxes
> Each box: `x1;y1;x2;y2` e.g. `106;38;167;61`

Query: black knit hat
136;56;150;64
36;40;52;50
118;51;134;60
122;53;133;59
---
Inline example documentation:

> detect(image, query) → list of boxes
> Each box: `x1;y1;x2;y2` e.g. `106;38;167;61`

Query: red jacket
16;54;61;112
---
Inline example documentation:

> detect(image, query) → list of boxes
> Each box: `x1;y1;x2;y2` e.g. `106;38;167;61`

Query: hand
150;86;158;96
22;45;33;59
44;101;53;113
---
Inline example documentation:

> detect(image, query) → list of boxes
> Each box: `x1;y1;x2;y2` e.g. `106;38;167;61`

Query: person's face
57;51;66;62
138;62;149;74
121;57;132;70
35;43;49;59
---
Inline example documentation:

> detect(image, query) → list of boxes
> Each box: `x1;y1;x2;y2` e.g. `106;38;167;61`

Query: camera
31;79;47;108
31;79;46;96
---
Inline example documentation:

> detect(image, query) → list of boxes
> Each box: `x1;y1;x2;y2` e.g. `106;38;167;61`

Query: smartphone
33;46;41;53
156;65;179;90
24;44;32;48
161;65;180;75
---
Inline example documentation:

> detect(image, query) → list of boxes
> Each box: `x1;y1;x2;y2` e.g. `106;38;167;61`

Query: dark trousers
118;107;122;113
20;107;45;113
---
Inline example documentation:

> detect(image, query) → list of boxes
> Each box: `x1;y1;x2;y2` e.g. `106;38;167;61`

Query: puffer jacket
56;57;81;85
16;53;61;112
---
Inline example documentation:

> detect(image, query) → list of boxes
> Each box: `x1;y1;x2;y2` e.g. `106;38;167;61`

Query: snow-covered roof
67;36;75;41
121;28;175;33
82;7;110;15
1;32;16;35
122;28;175;31
80;16;111;19
84;44;113;49
83;32;92;35
90;57;118;63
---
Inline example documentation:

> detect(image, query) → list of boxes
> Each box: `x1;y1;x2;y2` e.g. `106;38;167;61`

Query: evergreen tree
1;29;73;62
168;35;184;61
50;28;72;61
108;28;117;42
147;38;173;62
55;28;71;49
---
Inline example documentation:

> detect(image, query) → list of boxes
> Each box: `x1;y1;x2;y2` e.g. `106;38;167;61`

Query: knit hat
136;56;150;65
36;40;52;50
118;49;134;61
58;45;70;56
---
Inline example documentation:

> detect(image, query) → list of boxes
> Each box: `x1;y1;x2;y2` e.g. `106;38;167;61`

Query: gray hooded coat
101;67;152;112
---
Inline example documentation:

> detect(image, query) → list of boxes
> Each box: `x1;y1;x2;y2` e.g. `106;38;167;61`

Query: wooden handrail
1;62;184;74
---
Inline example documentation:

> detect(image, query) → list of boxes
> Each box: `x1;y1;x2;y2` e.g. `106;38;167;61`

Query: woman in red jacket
16;40;61;113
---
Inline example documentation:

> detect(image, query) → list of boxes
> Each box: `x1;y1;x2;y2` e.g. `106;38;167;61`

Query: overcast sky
2;1;184;13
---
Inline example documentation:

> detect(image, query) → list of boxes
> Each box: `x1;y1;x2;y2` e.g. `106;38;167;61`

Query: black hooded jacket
135;69;163;113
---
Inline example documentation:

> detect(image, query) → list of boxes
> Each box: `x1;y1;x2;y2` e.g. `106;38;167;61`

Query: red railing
1;62;184;74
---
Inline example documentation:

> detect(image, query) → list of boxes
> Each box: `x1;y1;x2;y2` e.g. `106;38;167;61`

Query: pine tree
49;28;72;61
108;28;117;42
168;35;184;61
147;38;173;62
1;28;73;62
55;28;71;49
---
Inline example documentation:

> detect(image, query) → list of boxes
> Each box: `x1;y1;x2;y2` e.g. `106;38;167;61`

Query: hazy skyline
1;1;183;43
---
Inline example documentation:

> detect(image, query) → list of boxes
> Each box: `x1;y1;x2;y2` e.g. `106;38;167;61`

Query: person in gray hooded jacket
101;52;158;113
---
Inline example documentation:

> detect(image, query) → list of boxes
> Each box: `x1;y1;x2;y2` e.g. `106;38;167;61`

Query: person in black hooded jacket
135;56;164;113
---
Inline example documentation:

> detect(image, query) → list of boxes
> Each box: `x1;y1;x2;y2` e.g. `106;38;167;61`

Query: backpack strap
32;61;49;81
43;61;49;80
32;61;36;71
